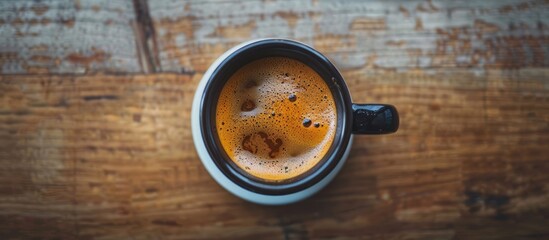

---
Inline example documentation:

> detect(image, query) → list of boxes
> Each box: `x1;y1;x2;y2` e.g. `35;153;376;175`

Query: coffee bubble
302;118;312;128
241;99;256;111
288;94;297;102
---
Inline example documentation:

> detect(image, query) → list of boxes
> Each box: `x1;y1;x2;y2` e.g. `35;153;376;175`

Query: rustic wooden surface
0;0;142;74
1;0;549;239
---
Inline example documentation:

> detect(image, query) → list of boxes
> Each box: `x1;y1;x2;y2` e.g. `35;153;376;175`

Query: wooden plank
0;0;143;74
0;69;548;239
148;0;549;73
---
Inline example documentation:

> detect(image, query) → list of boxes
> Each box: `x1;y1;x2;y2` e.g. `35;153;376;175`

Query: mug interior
200;39;353;195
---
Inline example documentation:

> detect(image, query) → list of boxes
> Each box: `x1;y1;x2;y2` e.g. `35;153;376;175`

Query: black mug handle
352;104;399;134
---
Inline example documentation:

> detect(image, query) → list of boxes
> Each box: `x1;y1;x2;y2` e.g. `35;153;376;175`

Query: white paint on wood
0;0;141;74
149;0;549;73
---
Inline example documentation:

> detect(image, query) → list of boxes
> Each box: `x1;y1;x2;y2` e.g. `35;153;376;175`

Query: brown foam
216;57;337;182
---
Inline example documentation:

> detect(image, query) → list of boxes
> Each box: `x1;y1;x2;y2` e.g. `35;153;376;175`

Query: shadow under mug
192;39;399;205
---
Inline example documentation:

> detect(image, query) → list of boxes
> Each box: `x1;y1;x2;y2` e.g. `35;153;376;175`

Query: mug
192;39;399;205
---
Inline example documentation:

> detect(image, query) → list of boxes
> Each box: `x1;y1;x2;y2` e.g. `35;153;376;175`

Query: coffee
216;57;337;182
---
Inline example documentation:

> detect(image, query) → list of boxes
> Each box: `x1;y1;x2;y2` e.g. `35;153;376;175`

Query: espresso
216;57;337;181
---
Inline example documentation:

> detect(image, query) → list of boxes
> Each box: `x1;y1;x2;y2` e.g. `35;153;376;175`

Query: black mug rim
199;39;353;195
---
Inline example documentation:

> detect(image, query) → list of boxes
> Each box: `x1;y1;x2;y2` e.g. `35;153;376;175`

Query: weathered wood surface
1;70;548;239
2;0;548;74
150;0;549;73
1;0;549;239
0;0;142;74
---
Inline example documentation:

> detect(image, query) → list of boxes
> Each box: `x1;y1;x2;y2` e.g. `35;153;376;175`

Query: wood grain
0;0;142;74
1;0;549;239
1;68;548;239
149;0;549;74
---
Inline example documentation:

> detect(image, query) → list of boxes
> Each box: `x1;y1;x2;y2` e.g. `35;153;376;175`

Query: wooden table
1;0;548;239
